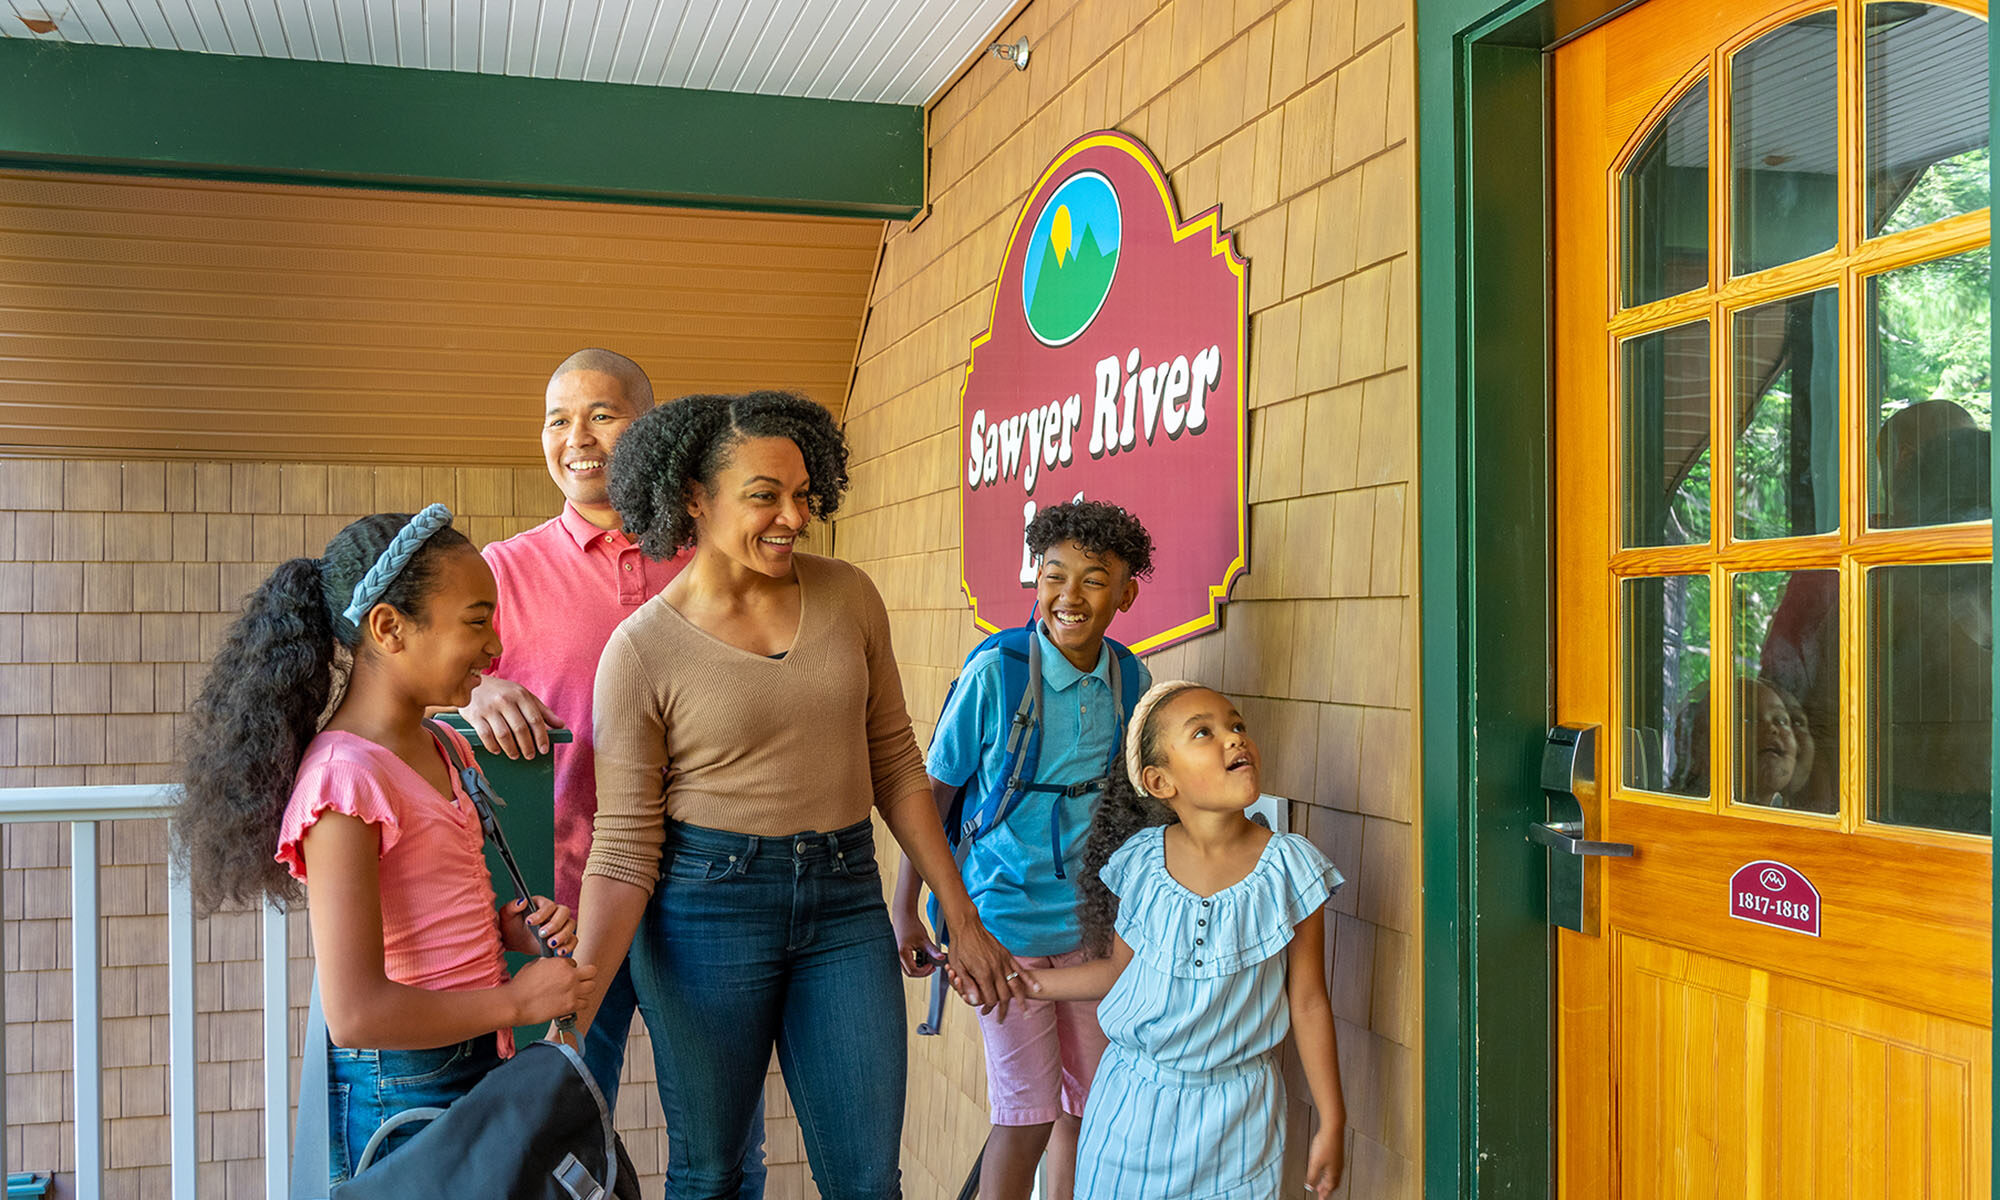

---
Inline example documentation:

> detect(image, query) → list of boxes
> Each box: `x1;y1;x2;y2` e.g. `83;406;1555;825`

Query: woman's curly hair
1076;682;1203;956
170;512;471;914
607;390;851;560
1026;499;1155;580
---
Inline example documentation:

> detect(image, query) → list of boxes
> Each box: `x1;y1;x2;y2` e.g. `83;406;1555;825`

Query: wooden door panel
1617;936;1991;1199
1608;804;1991;1025
1551;0;1993;1195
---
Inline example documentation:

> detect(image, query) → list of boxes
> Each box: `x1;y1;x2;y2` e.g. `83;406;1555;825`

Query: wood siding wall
832;0;1422;1195
0;170;881;464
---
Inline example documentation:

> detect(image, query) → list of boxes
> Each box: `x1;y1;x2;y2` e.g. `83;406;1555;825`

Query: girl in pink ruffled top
172;506;596;1183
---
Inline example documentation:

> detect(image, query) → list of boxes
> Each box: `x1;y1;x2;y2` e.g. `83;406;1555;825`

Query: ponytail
172;557;339;913
1076;771;1177;957
1077;679;1206;957
171;510;473;914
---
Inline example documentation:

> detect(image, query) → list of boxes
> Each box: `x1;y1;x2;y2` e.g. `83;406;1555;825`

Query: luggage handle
352;1106;447;1174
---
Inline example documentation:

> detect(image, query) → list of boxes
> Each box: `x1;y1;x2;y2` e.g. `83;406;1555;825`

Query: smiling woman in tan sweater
571;391;1023;1200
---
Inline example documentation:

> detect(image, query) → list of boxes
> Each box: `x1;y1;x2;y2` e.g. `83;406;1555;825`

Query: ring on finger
1004;970;1020;981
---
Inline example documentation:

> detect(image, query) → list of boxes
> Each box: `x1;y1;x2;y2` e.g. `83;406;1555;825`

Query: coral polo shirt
482;503;684;909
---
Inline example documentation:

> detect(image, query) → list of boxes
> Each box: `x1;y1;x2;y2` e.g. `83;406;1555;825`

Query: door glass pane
1733;289;1840;540
1732;14;1840;275
1623;78;1711;307
1870;562;1993;835
1866;3;1990;238
1733;569;1839;812
1623;573;1712;797
1867;248;1993;528
1623;321;1712;547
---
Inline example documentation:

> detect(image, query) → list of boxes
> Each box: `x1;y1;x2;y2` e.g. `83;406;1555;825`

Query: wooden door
1552;1;1993;1195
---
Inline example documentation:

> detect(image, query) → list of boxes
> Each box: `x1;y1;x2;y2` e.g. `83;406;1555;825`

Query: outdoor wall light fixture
15;6;62;32
990;36;1031;70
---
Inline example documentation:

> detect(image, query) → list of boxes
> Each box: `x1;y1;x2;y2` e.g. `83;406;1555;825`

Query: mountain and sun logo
1020;170;1121;347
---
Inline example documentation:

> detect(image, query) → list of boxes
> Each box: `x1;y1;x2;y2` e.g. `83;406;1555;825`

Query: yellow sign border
956;130;1250;655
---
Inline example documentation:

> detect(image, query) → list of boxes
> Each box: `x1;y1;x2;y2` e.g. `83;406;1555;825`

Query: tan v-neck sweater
584;553;930;893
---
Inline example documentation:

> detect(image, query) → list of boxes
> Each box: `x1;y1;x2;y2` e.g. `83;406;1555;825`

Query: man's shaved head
549;347;655;412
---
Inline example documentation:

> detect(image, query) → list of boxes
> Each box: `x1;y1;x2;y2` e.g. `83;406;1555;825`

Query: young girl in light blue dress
1022;680;1348;1199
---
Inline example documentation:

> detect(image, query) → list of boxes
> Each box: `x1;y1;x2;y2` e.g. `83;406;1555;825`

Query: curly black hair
606;390;851;561
1026;499;1155;581
170;512;473;914
1076;682;1203;956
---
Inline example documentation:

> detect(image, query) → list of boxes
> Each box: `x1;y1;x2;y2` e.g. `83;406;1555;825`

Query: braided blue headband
341;504;455;627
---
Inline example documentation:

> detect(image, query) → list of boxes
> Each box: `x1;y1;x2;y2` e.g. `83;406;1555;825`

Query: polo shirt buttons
623;563;634;571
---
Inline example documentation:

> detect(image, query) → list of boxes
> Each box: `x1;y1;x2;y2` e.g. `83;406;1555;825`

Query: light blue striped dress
1076;827;1343;1200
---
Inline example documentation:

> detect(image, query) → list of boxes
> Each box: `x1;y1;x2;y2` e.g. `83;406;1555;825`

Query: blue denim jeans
326;1033;500;1183
586;956;769;1198
632;818;907;1200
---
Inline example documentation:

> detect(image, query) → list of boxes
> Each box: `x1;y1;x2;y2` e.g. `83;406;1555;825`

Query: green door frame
1414;1;2000;1196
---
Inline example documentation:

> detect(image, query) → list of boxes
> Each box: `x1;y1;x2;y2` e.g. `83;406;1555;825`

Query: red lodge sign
959;131;1248;652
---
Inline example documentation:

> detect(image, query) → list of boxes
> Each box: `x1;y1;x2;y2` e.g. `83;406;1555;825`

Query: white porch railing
0;785;297;1200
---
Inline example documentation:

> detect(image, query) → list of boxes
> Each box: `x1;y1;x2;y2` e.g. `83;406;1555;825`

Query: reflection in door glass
1623;78;1710;308
1870;563;1993;835
1733;569;1839;813
1623;322;1712;547
1866;248;1992;528
1623;573;1711;797
1733;289;1840;540
1732;14;1840;275
1866;3;1989;238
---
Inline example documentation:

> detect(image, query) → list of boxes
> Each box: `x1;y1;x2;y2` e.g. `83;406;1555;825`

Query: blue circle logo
1021;171;1121;347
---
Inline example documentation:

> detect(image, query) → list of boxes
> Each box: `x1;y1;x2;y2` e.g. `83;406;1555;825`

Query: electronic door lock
1533;724;1627;934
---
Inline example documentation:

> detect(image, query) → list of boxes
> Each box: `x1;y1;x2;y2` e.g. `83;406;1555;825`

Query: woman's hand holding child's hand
502;896;575;956
1305;1123;1345;1199
508;956;597;1026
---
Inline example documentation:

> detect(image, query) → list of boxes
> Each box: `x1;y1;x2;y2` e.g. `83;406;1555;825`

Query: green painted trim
0;39;924;219
1415;1;1633;1197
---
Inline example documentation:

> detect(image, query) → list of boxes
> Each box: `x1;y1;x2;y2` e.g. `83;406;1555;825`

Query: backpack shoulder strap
420;720;540;931
951;625;1044;845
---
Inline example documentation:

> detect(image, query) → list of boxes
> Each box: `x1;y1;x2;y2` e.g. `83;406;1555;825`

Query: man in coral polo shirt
462;348;765;1193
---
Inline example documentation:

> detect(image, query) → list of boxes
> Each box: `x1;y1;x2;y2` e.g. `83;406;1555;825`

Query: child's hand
944;920;1033;1021
891;899;942;979
501;896;575;956
507;955;597;1025
1305;1124;1345;1198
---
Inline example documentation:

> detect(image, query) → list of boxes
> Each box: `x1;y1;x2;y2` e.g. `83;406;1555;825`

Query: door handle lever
1529;820;1634;857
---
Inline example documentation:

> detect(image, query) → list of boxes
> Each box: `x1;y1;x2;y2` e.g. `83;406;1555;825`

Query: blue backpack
930;620;1143;935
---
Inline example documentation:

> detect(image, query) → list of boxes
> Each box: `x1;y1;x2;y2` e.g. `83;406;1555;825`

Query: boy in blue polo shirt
893;499;1155;1200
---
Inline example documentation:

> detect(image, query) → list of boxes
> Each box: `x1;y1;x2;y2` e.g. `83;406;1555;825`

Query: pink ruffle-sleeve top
276;727;511;1044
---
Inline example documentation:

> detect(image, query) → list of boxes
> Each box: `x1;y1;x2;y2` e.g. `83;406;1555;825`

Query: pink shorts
977;948;1109;1126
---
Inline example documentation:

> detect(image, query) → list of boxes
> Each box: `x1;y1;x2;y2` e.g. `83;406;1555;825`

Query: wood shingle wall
833;0;1422;1196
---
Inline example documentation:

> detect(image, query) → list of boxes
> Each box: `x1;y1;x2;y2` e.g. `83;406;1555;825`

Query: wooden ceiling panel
0;170;884;464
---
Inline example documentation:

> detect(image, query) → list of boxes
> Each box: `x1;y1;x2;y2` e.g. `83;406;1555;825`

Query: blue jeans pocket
327;1036;497;1182
667;850;744;883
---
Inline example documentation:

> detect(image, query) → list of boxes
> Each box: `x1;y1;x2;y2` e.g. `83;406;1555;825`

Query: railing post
168;864;197;1200
0;826;8;1185
71;821;100;1200
263;903;291;1200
